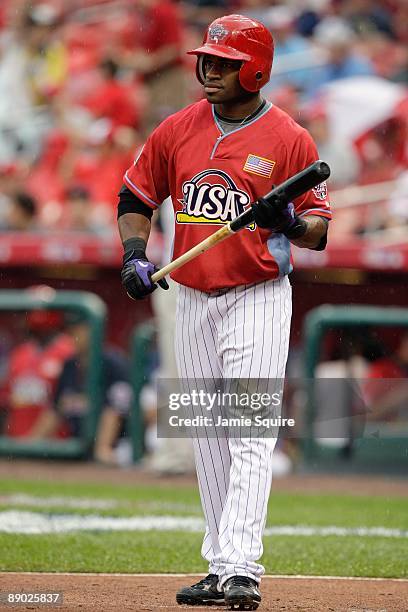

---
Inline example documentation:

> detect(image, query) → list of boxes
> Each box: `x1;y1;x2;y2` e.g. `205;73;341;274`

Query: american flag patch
243;154;275;178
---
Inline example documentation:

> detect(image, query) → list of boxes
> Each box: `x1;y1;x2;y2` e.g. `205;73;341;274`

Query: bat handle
151;224;234;283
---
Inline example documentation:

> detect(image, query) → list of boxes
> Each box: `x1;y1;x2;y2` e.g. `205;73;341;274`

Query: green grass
1;533;406;577
0;478;407;577
0;478;407;527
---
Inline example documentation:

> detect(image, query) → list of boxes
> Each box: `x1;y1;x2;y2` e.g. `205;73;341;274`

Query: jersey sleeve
123;119;171;209
290;129;332;221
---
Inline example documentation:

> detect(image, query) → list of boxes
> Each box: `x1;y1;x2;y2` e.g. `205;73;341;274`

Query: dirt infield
1;573;407;611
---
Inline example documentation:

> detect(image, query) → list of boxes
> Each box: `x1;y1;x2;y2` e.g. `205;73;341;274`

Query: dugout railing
0;290;106;459
303;305;408;472
129;322;155;463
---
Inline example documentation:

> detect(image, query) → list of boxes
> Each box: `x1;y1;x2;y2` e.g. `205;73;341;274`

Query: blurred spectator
123;0;188;129
0;27;32;160
0;163;26;225
296;3;324;38
82;57;143;130
1;304;74;437
355;116;407;185
309;17;374;96
316;328;375;380
0;2;67;160
0;4;7;32
301;102;360;188
338;0;395;39
0;191;38;232
391;1;408;47
25;128;70;224
182;1;227;30
262;6;316;96
363;332;408;422
32;314;133;466
268;84;301;120
61;185;112;235
366;332;408;379
21;3;67;105
313;328;386;451
68;121;136;212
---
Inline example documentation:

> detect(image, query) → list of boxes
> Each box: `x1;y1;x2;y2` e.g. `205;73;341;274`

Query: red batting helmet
187;14;274;93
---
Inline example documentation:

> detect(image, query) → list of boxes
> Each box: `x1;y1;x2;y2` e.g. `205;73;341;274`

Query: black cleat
176;573;225;606
224;576;261;611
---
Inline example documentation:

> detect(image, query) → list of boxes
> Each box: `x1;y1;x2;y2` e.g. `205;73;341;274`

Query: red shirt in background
4;334;74;437
363;357;408;420
25;131;69;207
141;0;184;62
73;146;133;207
84;79;141;129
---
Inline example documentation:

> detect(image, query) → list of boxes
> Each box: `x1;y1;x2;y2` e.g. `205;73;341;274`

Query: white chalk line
0;510;407;538
1;572;407;583
0;494;119;510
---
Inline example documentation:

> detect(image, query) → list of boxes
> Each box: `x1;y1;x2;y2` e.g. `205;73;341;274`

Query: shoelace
228;576;255;588
195;574;218;588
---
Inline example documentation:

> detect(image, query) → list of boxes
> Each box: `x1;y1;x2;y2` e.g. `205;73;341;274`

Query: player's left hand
252;197;307;239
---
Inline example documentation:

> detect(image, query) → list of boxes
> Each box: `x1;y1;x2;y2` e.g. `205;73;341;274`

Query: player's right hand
121;238;169;300
252;196;296;231
252;196;307;240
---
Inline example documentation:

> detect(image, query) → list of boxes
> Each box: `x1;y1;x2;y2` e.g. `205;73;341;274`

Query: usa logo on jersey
176;169;254;230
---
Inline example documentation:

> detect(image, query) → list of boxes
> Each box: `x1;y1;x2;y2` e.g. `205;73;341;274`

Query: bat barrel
230;160;330;233
272;160;330;203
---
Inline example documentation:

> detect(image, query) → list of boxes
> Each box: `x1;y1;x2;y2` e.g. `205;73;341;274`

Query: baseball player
117;15;331;611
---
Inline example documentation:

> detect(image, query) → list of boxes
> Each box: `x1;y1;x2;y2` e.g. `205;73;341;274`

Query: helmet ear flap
238;36;273;91
196;55;206;85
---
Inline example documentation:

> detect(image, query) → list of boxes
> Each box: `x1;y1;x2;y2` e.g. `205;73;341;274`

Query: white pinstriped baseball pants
175;276;292;585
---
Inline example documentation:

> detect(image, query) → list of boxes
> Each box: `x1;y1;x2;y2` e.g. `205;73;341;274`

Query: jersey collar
212;100;273;136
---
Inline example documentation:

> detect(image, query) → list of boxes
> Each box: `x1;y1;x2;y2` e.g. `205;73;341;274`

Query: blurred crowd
0;0;407;239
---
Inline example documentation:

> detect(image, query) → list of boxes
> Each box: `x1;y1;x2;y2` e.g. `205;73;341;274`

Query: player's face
202;55;247;104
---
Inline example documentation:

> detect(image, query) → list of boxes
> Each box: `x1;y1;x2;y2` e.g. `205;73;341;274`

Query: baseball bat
151;160;330;283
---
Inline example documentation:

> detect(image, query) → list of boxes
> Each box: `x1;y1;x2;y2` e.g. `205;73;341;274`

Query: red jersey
124;99;331;292
363;357;408;408
83;79;141;129
5;335;74;437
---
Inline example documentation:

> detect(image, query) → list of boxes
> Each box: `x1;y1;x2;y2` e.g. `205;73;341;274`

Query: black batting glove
121;237;169;301
252;196;307;239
